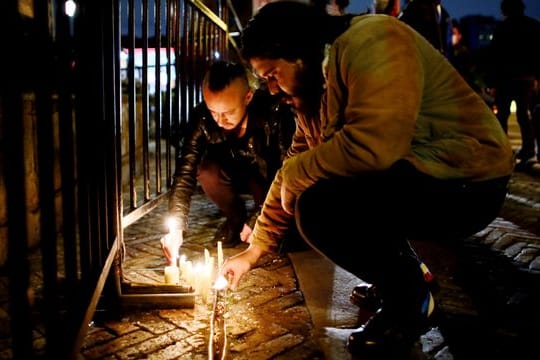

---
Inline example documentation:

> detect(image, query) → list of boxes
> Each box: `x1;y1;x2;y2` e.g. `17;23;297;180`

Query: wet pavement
82;194;324;360
78;165;540;360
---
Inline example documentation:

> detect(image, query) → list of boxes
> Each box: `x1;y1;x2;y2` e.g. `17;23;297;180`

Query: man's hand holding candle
219;243;265;290
161;217;183;265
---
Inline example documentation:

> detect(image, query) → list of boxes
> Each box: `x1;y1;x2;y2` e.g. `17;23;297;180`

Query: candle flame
166;217;178;232
213;275;228;290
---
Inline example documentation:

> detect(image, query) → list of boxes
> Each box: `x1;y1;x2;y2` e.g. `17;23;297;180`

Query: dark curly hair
241;1;334;64
240;1;354;117
241;0;353;61
203;61;248;92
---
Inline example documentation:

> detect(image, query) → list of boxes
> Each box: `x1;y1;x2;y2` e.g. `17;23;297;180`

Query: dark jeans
295;160;510;292
197;153;268;231
532;93;540;159
494;77;536;158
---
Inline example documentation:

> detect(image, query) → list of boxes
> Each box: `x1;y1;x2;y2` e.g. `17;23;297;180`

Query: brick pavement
414;169;540;359
81;194;324;359
78;167;540;360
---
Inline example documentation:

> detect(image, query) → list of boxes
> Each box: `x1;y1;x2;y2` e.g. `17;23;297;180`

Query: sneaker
515;149;535;162
213;220;241;248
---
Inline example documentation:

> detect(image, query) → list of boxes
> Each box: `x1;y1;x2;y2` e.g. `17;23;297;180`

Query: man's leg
197;158;245;247
294;173;434;356
294;162;509;356
514;79;536;161
494;86;512;133
533;102;540;161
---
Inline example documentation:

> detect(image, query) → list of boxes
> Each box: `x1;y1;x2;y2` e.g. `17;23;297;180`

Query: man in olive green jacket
221;2;514;357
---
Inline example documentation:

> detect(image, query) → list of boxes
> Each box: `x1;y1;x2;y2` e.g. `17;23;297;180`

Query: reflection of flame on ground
209;275;229;360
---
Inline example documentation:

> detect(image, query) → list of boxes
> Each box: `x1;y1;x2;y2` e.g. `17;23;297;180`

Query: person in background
220;1;514;358
313;0;350;16
399;0;453;58
372;0;400;16
449;19;488;95
486;0;540;166
532;80;540;163
163;61;295;263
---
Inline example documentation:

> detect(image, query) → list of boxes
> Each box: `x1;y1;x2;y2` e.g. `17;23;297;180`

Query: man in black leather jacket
163;61;295;263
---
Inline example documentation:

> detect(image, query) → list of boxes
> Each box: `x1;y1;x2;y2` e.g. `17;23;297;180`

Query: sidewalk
79;167;540;360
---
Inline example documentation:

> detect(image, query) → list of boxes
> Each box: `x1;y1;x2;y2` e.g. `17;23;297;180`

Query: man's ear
245;89;254;105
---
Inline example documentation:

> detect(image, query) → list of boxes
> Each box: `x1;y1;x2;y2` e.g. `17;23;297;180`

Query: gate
0;0;243;358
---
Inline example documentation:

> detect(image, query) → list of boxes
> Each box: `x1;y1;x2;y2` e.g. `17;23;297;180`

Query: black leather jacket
168;89;295;231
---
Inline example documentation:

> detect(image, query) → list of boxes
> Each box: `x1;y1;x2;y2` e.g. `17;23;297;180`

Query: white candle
184;260;193;288
193;262;204;295
201;256;215;304
208;256;215;284
217;241;223;269
179;254;187;277
164;265;180;284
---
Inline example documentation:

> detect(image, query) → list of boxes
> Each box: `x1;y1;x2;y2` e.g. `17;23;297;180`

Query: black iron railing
0;0;243;357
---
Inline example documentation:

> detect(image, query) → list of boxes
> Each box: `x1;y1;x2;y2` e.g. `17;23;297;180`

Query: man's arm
168;105;208;231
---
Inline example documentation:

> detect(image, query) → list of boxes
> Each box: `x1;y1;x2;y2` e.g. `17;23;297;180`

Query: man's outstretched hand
219;244;264;290
160;231;183;265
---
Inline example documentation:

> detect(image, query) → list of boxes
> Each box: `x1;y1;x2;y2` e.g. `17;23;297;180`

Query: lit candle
184;260;193;288
199;249;215;303
179;254;187;277
213;274;228;290
204;248;210;266
166;217;181;265
203;256;215;303
164;265;180;284
193;262;204;295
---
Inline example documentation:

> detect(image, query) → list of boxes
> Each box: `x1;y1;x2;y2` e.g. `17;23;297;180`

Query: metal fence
0;0;240;358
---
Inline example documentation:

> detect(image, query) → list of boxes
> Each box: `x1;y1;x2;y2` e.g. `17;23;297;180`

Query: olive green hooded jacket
250;14;514;253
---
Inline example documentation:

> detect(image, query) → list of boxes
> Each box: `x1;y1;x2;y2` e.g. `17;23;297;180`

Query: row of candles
164;247;222;299
164;242;225;303
162;219;229;358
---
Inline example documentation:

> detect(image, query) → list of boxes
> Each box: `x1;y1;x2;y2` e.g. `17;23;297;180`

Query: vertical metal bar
117;0;126;223
113;1;125;282
0;1;34;356
165;0;173;184
172;0;182;176
142;0;151;201
56;0;80;322
72;0;91;300
180;2;190;133
196;13;204;103
34;0;62;356
222;0;230;59
154;0;163;194
102;0;123;295
201;15;208;65
128;0;137;209
187;6;196;112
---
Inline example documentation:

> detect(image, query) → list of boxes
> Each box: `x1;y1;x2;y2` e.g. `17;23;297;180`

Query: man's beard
291;65;324;118
223;110;248;136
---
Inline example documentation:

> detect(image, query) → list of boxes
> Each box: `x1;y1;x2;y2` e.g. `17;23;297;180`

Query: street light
65;0;77;17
